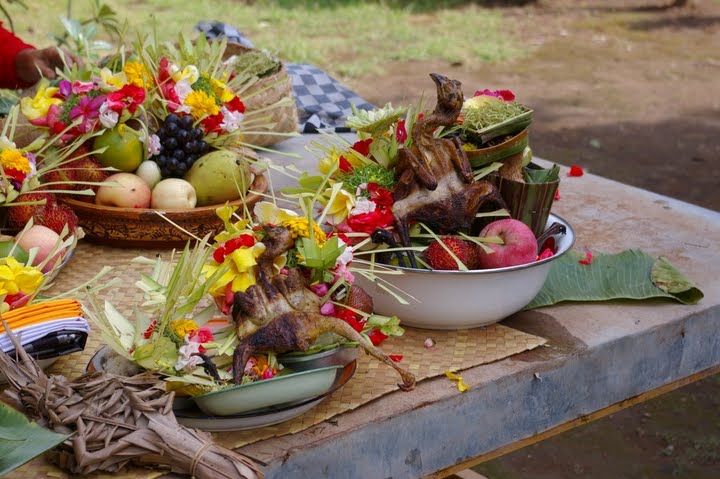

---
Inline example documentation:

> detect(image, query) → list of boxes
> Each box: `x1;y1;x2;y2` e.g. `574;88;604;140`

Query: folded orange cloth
0;299;83;334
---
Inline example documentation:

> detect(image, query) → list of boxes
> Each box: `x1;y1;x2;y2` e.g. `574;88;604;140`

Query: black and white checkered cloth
196;21;376;132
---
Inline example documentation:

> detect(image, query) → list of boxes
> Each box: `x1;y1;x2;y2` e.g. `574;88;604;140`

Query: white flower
220;106;244;132
175;78;194;104
146;133;161;157
355;183;368;196
350;198;376;217
98;103;119;129
171;65;200;84
175;339;204;371
335;238;353;267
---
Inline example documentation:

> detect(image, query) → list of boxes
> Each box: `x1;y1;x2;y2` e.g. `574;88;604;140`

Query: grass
3;0;523;78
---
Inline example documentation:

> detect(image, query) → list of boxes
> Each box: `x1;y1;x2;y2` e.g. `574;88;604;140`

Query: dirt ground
347;1;720;477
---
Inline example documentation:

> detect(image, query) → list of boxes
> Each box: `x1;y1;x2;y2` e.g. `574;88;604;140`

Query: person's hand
14;47;82;85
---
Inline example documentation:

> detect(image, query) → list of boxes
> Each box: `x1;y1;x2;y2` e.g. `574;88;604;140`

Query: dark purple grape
164;137;178;150
191;128;203;140
186;154;198;165
155;155;167;166
160;167;171;177
157;127;167;138
176;162;188;174
173;149;186;162
165;114;179;125
166;122;178;135
198;141;209;153
185;140;198;153
176;129;190;144
169;158;179;168
179;115;194;130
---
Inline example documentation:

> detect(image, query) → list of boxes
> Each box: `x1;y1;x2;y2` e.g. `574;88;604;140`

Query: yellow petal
229;248;257;272
231;272;256;292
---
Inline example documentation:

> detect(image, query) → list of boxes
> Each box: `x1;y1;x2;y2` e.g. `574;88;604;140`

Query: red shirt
0;22;36;89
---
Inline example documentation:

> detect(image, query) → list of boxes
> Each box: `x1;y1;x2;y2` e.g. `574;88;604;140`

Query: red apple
477;219;538;269
96;173;152;208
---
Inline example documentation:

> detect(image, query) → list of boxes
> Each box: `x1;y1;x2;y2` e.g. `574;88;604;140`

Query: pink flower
396;120;408;143
70;95;106;132
474;89;516;101
320;302;336;316
72;80;97;94
310;283;329;297
190;326;214;344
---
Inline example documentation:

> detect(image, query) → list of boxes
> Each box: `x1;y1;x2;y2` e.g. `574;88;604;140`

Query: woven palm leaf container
223;43;298;147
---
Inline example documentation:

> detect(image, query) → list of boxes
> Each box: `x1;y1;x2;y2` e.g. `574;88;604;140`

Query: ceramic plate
194;365;343;416
174;360;357;431
278;344;359;372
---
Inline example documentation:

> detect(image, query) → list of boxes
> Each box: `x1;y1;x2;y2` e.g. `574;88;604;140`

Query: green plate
193;365;343;416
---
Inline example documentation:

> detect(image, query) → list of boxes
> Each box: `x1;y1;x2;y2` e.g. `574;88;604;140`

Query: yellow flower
0;257;43;296
321;187;354;224
0;149;31;174
170;319;199;338
281;217;326;246
253;201;298;225
184;90;220;118
20;82;62;120
318;148;365;176
210;77;235;103
99;67;125;89
171;65;200;84
204;243;266;297
123;61;148;87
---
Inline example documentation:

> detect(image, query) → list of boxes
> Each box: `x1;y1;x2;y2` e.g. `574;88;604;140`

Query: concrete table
238;135;719;478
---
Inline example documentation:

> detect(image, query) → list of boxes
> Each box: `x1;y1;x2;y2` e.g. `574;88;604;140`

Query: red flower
396;120;408;143
578;250;593;265
107;84;146;113
389;354;403;362
335;308;365;332
568;165;584;177
537;248;555;261
201;112;224;134
143;320;157;339
225;234;256;253
351;138;373;156
347;207;395;234
367;329;389;346
338;155;353;173
226;96;245;113
212;246;226;263
367;183;393;207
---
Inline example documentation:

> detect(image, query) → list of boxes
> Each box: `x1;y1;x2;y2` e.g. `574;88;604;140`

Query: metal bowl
354;213;575;330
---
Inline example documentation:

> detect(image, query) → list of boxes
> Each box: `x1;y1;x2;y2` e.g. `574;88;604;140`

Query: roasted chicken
231;226;416;391
389;73;504;266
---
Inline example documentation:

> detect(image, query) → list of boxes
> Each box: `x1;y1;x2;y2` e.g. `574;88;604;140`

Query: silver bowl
354;213;575;330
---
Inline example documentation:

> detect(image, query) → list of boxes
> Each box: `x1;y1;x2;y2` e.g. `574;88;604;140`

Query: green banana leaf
526;249;704;309
0;403;70;476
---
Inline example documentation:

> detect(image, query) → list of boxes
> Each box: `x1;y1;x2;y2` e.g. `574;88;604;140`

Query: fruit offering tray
5;240;548;479
59;173;268;249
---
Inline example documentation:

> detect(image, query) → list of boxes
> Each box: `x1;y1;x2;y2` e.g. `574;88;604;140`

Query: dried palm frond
0;321;262;479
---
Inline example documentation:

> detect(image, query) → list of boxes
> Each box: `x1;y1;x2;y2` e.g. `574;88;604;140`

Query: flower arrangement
457;88;533;149
84;190;405;395
19;73;145;142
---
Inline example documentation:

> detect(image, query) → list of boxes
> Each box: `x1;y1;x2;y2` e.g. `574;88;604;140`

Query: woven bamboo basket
223;43;298;147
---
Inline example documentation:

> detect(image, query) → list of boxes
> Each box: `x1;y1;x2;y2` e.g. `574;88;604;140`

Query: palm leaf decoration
345;103;407;136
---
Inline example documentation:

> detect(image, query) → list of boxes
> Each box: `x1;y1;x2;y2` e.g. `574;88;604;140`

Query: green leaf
0;403;70;476
526;249;704;309
524;163;560;184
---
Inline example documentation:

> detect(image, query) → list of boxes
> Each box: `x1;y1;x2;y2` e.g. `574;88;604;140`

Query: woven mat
4;242;547;478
